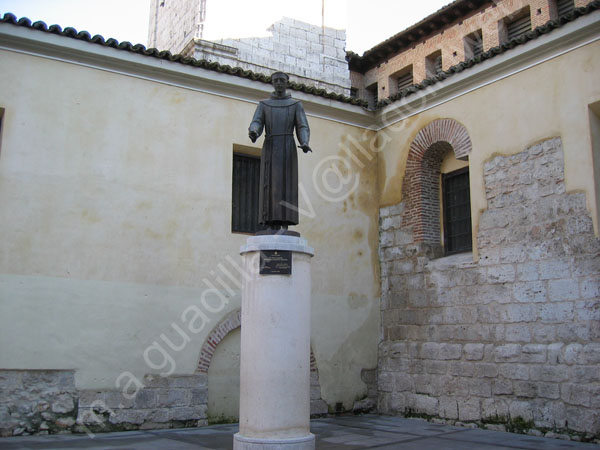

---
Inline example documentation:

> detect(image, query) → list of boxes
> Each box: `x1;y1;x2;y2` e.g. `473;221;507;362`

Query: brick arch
196;309;318;374
409;118;471;161
196;309;241;373
404;118;471;244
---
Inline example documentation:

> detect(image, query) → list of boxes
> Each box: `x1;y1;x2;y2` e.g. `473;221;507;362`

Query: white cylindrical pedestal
234;235;315;450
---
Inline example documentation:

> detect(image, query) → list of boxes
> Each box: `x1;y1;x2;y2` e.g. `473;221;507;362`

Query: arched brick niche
196;309;328;415
403;118;472;244
196;309;318;374
197;310;241;373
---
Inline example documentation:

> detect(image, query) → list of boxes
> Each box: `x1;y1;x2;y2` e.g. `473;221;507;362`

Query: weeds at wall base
389;410;599;444
207;415;238;425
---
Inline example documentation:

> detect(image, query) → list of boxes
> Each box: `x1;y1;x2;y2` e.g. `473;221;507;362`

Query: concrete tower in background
147;0;351;95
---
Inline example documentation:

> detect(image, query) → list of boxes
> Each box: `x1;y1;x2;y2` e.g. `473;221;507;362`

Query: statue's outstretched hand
298;144;312;153
249;131;258;143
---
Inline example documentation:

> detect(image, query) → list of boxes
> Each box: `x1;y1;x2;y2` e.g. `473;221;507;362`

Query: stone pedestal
233;235;315;450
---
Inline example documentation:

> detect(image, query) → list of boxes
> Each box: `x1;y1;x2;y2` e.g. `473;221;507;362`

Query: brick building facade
349;0;595;107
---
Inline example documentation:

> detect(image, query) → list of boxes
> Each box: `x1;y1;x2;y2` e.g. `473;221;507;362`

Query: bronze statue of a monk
248;72;311;232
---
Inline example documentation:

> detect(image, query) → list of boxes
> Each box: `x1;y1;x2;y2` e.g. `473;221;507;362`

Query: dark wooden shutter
557;0;575;16
232;153;262;233
443;168;472;255
507;13;531;41
397;70;413;91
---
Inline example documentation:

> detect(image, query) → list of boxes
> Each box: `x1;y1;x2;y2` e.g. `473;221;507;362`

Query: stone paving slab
0;415;598;449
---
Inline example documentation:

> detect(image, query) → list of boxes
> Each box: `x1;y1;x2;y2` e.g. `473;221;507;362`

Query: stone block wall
1;365;331;436
184;18;350;95
148;0;200;53
378;137;600;442
77;374;208;433
0;370;78;437
0;309;331;436
0;369;208;436
352;368;378;413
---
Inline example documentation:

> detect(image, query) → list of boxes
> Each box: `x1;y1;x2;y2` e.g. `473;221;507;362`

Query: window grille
434;56;442;75
506;11;531;41
426;51;443;78
443;168;472;254
557;0;575;16
397;70;413;91
232;153;263;233
464;30;483;60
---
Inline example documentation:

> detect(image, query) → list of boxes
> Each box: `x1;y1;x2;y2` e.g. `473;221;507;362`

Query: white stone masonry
184;18;350;95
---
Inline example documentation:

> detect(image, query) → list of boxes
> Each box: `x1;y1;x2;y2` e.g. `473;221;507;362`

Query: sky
0;0;450;54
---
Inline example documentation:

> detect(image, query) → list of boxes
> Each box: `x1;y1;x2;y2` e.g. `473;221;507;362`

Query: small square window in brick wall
366;83;378;109
425;50;443;78
397;69;414;91
506;8;532;42
464;29;484;60
557;0;576;16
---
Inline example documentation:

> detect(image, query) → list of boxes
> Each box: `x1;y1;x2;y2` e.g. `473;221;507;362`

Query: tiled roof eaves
363;0;463;54
0;13;368;109
376;1;600;110
347;0;492;72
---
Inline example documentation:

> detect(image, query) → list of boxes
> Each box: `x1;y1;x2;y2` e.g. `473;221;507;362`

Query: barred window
556;0;575;16
442;167;472;255
397;72;413;93
505;8;531;42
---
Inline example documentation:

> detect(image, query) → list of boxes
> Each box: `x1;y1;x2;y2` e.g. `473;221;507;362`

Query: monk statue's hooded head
271;71;289;97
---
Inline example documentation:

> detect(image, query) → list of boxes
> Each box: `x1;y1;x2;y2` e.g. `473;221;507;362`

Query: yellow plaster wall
0;49;379;410
207;328;241;422
441;153;469;174
378;41;600;254
589;101;600;242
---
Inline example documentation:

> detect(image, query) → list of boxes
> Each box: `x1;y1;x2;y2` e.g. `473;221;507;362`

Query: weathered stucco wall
376;40;600;442
378;40;600;238
0;45;379;435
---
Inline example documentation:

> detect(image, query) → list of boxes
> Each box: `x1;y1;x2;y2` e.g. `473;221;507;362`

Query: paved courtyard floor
0;415;598;449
